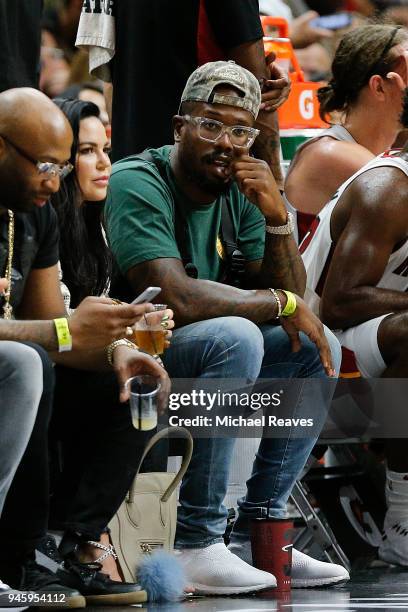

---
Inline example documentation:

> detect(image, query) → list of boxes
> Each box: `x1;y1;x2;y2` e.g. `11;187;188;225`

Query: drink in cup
133;305;168;356
126;375;160;431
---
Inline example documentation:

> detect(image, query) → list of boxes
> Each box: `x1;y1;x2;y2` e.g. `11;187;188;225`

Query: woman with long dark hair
47;98;175;588
51;97;112;308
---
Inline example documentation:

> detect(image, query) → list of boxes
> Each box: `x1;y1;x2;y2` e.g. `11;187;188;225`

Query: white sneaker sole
292;575;350;588
192;581;277;595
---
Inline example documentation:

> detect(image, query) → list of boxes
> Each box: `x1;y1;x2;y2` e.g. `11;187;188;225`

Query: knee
0;341;44;411
323;326;342;375
298;325;341;377
378;312;408;368
22;341;55;397
206;317;264;377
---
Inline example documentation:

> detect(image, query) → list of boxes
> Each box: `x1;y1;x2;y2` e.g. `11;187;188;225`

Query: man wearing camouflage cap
106;61;349;595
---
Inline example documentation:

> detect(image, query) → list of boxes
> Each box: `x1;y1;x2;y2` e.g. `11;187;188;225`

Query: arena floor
1;566;408;611
90;567;408;611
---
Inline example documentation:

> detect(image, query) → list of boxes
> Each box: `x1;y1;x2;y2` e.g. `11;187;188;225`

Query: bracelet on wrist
53;317;72;352
106;338;139;366
269;288;282;319
265;211;294;236
280;290;297;317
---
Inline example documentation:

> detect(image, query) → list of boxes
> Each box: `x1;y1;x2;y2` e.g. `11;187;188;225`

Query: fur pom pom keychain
138;551;186;602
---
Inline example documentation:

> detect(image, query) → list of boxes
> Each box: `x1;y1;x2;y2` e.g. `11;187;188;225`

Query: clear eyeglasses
1;134;73;179
183;115;260;148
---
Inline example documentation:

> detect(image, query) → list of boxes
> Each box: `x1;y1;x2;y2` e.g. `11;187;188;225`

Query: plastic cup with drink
126;374;161;431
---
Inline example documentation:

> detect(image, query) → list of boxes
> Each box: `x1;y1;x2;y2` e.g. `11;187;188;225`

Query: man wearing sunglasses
0;87;171;606
106;61;349;595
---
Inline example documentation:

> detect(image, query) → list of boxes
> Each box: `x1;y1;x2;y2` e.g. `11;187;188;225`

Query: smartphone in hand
131;286;161;305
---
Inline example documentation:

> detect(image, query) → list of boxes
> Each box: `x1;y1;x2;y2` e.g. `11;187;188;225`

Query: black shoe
0;560;85;608
37;535;63;564
57;558;147;606
0;578;33;608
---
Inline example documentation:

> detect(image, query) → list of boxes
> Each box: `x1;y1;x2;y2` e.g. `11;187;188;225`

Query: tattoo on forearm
258;234;306;295
129;261;280;327
0;319;58;351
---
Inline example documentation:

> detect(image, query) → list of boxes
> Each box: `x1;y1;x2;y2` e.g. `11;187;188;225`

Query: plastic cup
133;308;167;356
250;517;293;593
126;375;160;431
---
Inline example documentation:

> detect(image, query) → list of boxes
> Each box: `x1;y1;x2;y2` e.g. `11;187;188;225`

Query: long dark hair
51;97;112;308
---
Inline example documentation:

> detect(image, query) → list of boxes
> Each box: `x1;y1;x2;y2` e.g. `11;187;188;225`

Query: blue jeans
0;342;43;517
162;317;341;548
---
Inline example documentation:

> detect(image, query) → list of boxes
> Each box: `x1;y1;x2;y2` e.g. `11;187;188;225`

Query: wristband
53;317;72;352
106;338;139;366
281;290;297;317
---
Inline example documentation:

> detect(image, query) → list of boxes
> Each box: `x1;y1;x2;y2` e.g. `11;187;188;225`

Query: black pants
0;344;155;561
49;365;155;540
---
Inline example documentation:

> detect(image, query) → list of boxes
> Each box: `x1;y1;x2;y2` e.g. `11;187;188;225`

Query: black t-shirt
110;0;263;162
0;203;59;313
0;0;43;92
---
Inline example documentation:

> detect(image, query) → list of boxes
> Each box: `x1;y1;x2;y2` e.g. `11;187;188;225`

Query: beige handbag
108;426;193;582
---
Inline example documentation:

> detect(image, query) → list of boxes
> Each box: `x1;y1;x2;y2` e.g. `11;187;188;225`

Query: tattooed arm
128;257;282;327
232;153;306;294
127;258;333;375
0;318;60;350
228;40;288;189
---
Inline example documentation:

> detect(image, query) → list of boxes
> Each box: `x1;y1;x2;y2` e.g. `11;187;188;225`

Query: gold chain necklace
2;209;14;319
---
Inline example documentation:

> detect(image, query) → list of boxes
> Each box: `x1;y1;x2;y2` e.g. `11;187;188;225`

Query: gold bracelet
106;339;139;366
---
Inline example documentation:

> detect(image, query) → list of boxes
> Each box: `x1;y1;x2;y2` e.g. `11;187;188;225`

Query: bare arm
128;258;333;374
3;265;69;351
128;257;281;327
245;232;306;294
227;39;286;188
5;264;153;369
285;139;375;216
232;154;306;294
321;168;408;329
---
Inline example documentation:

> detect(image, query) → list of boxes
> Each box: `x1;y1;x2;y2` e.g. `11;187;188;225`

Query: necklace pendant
3;302;13;320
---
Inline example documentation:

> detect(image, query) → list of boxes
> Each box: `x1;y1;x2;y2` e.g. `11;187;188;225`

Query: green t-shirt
105;145;265;281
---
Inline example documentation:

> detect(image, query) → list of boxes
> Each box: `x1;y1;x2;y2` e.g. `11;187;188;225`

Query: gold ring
126;326;133;336
161;320;169;330
111;298;122;305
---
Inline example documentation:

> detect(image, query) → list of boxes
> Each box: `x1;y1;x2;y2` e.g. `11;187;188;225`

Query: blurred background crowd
36;0;408;103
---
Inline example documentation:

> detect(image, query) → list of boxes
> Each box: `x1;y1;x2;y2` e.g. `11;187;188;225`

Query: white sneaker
379;514;408;566
174;543;276;595
228;541;350;588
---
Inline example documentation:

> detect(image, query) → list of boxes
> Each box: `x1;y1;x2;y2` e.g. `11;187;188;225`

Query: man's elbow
320;297;347;330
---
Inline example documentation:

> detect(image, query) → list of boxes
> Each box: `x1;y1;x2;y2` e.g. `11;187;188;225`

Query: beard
179;148;234;197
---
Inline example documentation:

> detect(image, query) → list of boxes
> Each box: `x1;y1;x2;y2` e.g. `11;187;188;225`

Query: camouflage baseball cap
180;60;261;119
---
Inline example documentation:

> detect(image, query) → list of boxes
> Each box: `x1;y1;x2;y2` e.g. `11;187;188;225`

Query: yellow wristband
54;317;72;352
281;290;297;317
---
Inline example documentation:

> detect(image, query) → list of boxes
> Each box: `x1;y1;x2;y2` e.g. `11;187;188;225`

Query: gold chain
2;209;14;319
